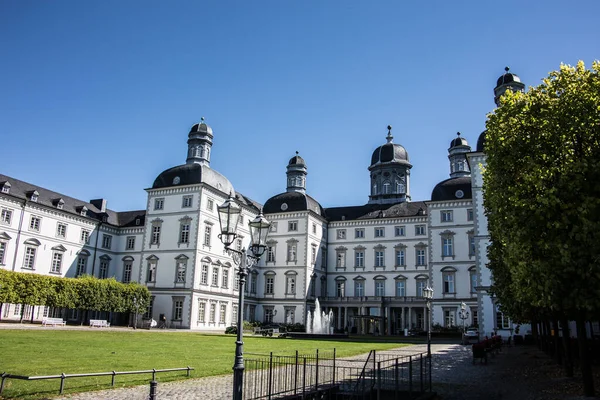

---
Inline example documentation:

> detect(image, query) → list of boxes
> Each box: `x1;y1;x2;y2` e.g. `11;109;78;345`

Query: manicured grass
0;329;409;399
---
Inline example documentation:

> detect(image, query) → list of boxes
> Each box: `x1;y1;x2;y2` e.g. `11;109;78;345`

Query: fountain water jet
307;298;334;334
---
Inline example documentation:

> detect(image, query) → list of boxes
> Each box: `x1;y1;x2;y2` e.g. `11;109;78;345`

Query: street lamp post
423;286;434;358
458;302;470;345
217;195;271;400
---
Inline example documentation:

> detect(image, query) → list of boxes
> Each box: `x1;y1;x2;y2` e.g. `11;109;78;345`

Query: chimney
90;198;107;213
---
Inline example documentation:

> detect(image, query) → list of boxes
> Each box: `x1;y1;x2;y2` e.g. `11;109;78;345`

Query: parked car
465;328;479;338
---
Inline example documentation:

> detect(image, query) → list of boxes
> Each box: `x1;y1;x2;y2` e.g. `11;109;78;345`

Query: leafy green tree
484;61;600;396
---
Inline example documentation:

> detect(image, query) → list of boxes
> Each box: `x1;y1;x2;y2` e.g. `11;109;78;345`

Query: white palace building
0;69;526;338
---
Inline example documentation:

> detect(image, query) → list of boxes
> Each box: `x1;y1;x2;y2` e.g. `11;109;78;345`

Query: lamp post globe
218;197;270;400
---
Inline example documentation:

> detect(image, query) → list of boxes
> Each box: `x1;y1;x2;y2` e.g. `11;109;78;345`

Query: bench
89;319;110;328
42;317;66;327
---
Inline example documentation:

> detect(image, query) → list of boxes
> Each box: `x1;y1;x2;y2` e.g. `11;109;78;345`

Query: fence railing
0;366;194;396
243;349;430;399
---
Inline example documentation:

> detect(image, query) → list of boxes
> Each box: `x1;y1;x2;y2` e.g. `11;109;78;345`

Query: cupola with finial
494;67;525;107
448;132;471;178
286;151;307;194
186;117;214;166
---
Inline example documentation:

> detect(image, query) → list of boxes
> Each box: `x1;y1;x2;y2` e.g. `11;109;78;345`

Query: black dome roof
189;121;213;136
431;176;473;201
476;131;487;152
288;154;306;166
152;163;234;193
370;143;410;167
263;192;324;215
496;67;522;88
450;132;469;148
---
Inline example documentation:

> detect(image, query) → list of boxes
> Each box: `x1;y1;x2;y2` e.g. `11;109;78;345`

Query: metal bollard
149;380;158;400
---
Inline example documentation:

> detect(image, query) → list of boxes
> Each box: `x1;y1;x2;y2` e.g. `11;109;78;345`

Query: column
386;306;392;335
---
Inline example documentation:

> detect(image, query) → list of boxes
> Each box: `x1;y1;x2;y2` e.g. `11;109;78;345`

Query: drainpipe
11;199;27;271
90;222;102;277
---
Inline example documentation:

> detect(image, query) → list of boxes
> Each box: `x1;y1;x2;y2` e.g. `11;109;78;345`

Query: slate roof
0;174;145;227
325;201;427;222
263;191;324;216
430;176;473;202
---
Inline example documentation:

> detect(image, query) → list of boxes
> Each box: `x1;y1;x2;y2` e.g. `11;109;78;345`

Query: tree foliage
485;61;600;318
0;270;150;313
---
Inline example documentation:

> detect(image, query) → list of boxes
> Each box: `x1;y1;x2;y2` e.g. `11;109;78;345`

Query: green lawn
0;329;409;399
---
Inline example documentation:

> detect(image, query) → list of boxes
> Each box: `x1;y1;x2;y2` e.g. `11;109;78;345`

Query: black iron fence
0;366;193;396
243;349;430;399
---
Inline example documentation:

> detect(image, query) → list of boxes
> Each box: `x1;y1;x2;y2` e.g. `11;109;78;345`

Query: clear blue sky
1;1;598;212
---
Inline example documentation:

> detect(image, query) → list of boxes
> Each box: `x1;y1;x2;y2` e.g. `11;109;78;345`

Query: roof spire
386;125;393;143
505;66;510;72
457;132;461;136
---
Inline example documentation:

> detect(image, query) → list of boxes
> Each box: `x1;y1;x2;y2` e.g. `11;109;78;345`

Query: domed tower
287;152;307;194
448;132;471;178
186;117;213;166
494;67;525;107
368;125;412;205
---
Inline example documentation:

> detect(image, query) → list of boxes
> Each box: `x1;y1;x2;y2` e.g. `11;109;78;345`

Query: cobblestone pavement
56;344;463;400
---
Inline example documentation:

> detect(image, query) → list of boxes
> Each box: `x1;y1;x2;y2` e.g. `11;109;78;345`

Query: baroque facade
0;71;525;338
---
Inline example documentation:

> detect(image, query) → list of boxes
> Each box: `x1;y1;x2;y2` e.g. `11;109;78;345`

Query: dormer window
79;206;88;216
1;182;10;194
135;218;140;226
54;198;65;210
28;190;39;202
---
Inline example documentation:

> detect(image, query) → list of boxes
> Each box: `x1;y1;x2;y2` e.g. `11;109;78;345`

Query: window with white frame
374;227;385;238
80;229;90;244
264;307;274;324
336;247;347;269
286;273;296;295
0;241;7;265
122;259;132;283
312;223;317;234
173;298;184;320
177;219;190;244
394;226;406;236
416;247;426;266
102;234;112;249
337;229;346;239
211;266;219;286
469;267;477;293
29;216;41;231
50;251;63;274
235;237;243;251
321;248;327;269
310;275;316;297
151;220;162;246
354;279;364;296
321;277;327;297
374;279;385;296
288;221;298;231
56;223;67;238
154;198;164;210
355;228;365;239
416;278;427;297
442;268;456;293
415;225;426;236
249;304;256;321
146;259;157;282
250;272;257;294
444;309;455;327
209;303;216;323
496;307;510;329
441;233;454;257
395;278;406;297
232;306;238;325
126;236;136;250
265;273;275;295
197;300;206;323
204;224;212;247
222;268;229;288
75;253;89;277
176;258;187;283
234;274;240;291
1;183;10;194
144;297;154;319
284;307;295;324
219;304;227;325
99;258;110;279
467;209;474;221
374;246;385;268
1;208;12;225
182;195;193;208
270;222;278;232
441;210;453;222
468;232;476;256
206;198;214;211
266;242;276;263
354;248;364;268
23;246;37;269
395;246;406;267
472;309;478;326
286;240;297;262
336;279;345;297
311;244;317;264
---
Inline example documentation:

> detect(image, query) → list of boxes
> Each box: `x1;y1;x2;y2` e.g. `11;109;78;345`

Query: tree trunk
19;303;25;323
561;317;573;377
30;305;35;323
553;318;562;365
0;303;3;321
576;312;595;396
